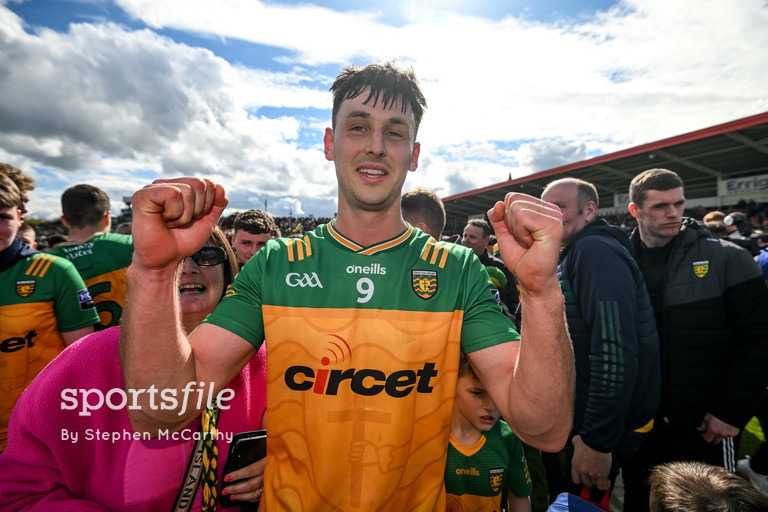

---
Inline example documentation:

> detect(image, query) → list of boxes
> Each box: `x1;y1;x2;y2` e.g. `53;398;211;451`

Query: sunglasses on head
189;246;226;267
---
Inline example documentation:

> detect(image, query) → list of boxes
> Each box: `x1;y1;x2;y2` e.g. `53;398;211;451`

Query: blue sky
1;0;766;220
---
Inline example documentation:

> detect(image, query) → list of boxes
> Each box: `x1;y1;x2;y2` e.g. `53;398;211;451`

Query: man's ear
414;221;430;233
323;128;335;162
584;201;598;222
628;202;639;219
408;142;420;172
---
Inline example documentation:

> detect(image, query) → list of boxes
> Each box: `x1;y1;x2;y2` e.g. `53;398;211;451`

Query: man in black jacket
539;178;660;508
622;168;768;512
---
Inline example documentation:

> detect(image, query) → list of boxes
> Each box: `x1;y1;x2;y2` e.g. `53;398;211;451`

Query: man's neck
638;228;674;249
332;205;407;247
66;225;106;244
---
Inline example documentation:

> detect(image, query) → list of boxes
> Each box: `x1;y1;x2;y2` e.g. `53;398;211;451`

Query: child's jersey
445;421;532;512
0;251;98;449
49;232;133;330
206;222;518;511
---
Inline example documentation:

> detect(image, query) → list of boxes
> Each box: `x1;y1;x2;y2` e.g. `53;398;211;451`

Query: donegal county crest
692;260;709;278
489;468;504;493
412;269;437;300
16;279;36;297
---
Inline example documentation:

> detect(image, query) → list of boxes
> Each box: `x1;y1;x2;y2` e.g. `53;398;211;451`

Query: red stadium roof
442;111;768;231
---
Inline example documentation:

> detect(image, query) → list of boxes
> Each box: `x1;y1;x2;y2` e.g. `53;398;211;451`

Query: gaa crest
692;260;709;278
412;269;437;300
489;468;504;493
16;279;36;297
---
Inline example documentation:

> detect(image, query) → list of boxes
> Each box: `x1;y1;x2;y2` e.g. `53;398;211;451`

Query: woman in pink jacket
0;227;266;511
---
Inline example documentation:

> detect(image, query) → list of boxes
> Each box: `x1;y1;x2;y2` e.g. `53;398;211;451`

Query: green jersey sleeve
203;246;266;347
51;257;99;332
459;250;519;354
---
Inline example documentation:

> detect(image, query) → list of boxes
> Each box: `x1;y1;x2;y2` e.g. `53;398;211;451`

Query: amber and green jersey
445;421;532;512
0;250;98;450
206;222;518;511
48;232;133;330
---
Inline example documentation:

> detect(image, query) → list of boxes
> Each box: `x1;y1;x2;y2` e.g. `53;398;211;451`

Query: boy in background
445;354;532;512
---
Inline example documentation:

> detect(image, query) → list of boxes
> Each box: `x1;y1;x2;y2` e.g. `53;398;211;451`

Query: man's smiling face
324;89;420;214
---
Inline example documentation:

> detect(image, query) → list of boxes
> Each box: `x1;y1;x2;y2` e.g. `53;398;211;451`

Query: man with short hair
0;174;98;451
48;184;133;330
231;209;279;266
462;218;519;314
0;163;34;218
539;178;660;507
621;168;768;512
17;224;37;249
401;187;446;239
120;62;574;511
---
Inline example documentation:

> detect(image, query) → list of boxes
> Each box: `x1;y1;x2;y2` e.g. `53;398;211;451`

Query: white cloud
516;139;587;175
1;0;767;220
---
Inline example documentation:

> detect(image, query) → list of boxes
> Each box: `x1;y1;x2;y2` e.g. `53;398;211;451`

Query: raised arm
469;193;574;452
120;178;253;433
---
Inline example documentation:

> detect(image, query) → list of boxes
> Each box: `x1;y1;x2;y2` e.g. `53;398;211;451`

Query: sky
1;0;767;221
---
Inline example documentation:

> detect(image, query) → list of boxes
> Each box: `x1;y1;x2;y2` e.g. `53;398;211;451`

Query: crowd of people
1;62;768;512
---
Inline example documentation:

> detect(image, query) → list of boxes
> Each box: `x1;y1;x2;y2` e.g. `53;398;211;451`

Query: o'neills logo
346;263;386;275
284;335;437;397
412;269;437;300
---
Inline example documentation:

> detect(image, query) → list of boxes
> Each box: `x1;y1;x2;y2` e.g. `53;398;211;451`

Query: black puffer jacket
559;220;660;453
631;218;768;429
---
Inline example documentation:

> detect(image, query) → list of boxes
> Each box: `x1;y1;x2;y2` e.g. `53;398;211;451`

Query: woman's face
178;238;226;319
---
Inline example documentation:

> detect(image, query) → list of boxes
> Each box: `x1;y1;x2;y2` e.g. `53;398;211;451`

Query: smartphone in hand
220;429;267;508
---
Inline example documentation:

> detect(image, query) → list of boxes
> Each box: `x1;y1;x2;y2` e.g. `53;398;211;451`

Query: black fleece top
632;218;768;429
559;219;660;453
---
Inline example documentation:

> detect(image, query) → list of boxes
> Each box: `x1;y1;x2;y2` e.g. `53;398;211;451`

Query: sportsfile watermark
60;428;234;444
60;381;234;417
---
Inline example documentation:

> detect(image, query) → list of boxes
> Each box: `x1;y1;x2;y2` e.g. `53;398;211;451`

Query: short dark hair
233;209;279;237
330;62;427;135
649;461;768;512
0;163;35;192
629;169;684;207
18;223;36;238
466;218;492;239
544;177;599;209
61;184;111;229
401;188;445;239
0;173;21;209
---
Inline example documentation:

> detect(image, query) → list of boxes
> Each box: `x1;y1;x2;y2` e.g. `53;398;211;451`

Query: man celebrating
121;62;574;511
539;178;660;507
621;168;768;512
231;209;279;266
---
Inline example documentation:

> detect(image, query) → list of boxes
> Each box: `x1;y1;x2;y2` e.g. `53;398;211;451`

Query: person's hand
697;413;740;443
130;177;227;270
570;435;612;491
487;193;563;295
221;458;266;503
